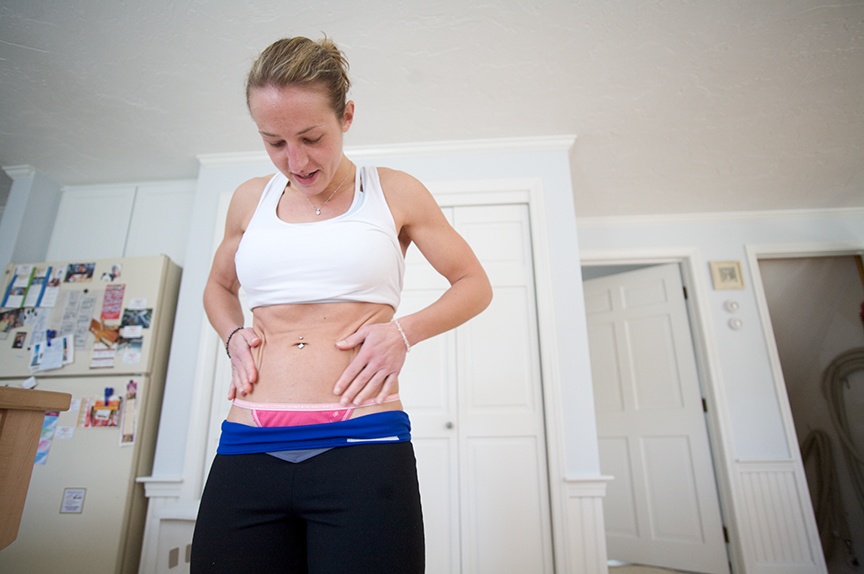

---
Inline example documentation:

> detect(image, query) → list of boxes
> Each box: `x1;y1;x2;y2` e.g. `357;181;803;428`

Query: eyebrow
259;125;320;138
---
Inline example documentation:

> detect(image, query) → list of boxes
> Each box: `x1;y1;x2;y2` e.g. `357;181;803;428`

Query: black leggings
190;442;425;573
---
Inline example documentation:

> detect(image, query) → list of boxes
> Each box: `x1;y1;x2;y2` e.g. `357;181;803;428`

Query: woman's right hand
227;327;261;399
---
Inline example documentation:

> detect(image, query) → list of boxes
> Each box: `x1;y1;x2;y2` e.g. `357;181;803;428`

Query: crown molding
576;206;864;227
196;151;270;167
196;135;578;169
346;135;577;159
2;165;35;180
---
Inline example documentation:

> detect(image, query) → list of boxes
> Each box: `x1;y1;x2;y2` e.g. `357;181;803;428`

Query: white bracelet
392;318;411;353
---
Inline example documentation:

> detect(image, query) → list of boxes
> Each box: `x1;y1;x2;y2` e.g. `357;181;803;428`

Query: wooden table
0;386;71;550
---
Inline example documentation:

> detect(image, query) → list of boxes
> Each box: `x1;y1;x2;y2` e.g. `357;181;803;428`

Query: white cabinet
125;181;196;264
46;180;195;265
46;185;136;261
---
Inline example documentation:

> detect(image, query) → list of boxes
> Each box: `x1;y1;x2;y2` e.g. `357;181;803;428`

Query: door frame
746;241;864;466
579;247;743;573
746;242;864;570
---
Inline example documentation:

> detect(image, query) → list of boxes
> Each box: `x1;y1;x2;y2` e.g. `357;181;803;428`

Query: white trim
564;475;614;497
176;211;230;501
346;135;577;159
746;241;864;260
196;150;272;167
196;135;578;168
734;459;826;572
576;206;864;227
578;247;745;574
523;177;571;574
61;178;196;193
2;165;35;180
152;502;199;521
562;476;614;574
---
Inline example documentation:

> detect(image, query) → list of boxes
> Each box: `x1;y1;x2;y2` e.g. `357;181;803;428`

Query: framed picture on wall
710;260;745;290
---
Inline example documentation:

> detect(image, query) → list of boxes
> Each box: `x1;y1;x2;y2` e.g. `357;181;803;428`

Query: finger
229;374;243;399
244;331;261;347
337;364;374;405
240;355;258;384
375;374;398;403
335;327;368;350
233;357;255;395
232;374;247;397
333;353;367;396
349;368;389;406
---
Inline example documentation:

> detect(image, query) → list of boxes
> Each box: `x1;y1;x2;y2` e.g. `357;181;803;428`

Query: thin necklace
305;166;354;216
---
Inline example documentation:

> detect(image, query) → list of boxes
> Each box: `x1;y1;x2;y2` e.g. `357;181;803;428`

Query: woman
191;36;492;573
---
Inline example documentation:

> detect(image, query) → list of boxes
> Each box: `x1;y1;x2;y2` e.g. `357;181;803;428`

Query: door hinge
702;398;708;412
683;286;688;299
723;525;730;543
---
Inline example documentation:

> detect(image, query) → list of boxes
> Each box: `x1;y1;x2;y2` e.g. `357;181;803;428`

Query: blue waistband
216;410;411;455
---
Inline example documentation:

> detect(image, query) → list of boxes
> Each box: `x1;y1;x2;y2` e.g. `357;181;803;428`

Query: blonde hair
246;36;351;118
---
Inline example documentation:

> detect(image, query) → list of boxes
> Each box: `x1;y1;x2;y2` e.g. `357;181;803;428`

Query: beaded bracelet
392;318;411;353
225;326;243;358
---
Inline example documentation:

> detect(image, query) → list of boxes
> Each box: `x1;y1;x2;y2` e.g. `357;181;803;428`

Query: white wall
0;167;62;269
577;209;864;460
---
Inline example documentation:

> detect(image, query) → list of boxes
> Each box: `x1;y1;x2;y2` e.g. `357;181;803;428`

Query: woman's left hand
333;321;408;405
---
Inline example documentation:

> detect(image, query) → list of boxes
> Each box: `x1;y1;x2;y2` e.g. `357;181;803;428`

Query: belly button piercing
296;336;306;349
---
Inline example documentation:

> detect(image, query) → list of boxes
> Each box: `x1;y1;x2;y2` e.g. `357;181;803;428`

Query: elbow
477;276;493;314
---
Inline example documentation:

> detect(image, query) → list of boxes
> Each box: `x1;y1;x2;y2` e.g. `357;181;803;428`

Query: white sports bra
234;166;404;310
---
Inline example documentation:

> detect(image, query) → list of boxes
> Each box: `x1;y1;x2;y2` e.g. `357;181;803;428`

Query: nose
284;144;308;173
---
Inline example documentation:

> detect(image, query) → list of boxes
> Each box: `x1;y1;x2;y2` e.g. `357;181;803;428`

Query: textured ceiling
1;0;862;216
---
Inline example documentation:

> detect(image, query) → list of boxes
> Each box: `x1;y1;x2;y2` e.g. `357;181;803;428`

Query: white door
400;203;554;574
584;264;729;574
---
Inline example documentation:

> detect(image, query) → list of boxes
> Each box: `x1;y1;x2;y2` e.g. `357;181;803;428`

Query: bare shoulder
376;167;439;225
227;174;275;231
376;167;429;196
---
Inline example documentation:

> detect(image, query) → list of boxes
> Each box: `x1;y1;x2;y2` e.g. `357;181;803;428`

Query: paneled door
400;203;553;574
584;264;729;574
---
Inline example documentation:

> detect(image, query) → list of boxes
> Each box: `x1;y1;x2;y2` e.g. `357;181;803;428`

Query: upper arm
206;176;269;294
379;168;485;286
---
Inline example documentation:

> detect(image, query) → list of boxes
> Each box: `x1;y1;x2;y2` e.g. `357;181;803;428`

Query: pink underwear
232;394;401;428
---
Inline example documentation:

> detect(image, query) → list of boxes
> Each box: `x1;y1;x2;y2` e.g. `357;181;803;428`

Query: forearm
396;272;492;348
203;279;246;343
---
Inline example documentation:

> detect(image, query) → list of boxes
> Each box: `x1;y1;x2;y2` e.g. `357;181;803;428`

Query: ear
342;100;355;132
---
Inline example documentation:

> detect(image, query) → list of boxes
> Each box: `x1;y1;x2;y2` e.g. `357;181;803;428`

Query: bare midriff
226;301;403;426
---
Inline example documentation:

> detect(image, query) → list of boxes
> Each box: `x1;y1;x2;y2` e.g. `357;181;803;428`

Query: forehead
248;84;337;132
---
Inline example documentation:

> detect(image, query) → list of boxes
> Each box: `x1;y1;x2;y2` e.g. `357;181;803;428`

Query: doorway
757;255;864;574
582;262;729;574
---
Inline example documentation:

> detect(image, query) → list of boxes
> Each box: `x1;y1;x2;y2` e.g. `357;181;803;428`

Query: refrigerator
0;255;181;574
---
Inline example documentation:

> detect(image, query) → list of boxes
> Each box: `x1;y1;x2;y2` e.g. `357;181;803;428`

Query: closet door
401;203;553;574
